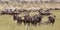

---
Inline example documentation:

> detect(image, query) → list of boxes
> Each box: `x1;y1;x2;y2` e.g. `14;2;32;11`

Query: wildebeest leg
34;21;37;26
31;21;34;25
37;18;42;25
1;13;3;15
19;20;22;24
25;20;30;26
24;22;26;25
13;17;16;21
27;21;30;26
17;20;22;25
47;13;51;16
17;20;19;24
32;21;37;26
48;19;55;26
23;20;27;25
38;21;41;25
51;19;55;26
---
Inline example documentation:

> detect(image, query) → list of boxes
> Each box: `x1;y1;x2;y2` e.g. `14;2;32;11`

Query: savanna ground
0;3;60;30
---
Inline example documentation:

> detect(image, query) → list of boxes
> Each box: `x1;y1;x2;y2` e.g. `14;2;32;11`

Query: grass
0;10;60;30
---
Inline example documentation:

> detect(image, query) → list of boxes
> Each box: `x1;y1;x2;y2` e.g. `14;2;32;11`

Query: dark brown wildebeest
38;8;43;13
46;8;54;11
0;9;21;15
39;8;43;10
38;9;51;16
0;9;13;15
45;9;51;12
0;12;1;14
31;16;37;26
31;14;43;25
13;14;18;21
16;16;22;24
48;15;56;25
23;15;32;25
54;8;60;10
12;9;19;15
12;14;23;24
39;11;51;16
23;11;30;25
0;10;7;15
36;14;43;25
17;9;26;13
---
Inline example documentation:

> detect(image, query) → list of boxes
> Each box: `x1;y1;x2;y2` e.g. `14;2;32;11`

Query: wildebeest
30;14;43;26
23;16;32;25
38;8;52;16
0;9;21;15
31;15;38;26
13;14;18;21
12;13;23;24
23;12;31;25
36;14;43;25
39;8;43;10
38;10;51;16
0;9;13;15
54;8;60;10
48;15;56;25
13;14;23;24
46;8;54;11
17;9;27;13
16;16;22;24
45;9;51;12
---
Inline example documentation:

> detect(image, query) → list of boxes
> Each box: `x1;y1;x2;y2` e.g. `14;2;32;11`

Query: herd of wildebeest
0;7;60;26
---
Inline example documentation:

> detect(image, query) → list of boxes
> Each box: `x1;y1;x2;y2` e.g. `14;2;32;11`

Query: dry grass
0;10;60;30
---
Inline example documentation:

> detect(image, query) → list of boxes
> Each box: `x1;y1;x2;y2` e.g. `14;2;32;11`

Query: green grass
0;10;60;30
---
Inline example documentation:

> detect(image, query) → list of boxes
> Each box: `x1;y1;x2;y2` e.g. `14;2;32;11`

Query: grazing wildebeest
45;9;51;12
16;16;22;24
31;16;37;26
39;11;51;16
13;14;23;24
9;9;23;15
38;9;51;16
0;10;6;15
23;12;31;25
48;15;56;25
0;9;13;15
17;9;25;13
5;1;9;4
32;9;38;12
0;12;1;14
46;8;54;11
39;8;43;10
13;14;18;21
31;14;43;25
12;9;18;15
36;14;43;25
54;8;60;10
28;10;32;12
0;9;21;15
38;8;43;13
23;9;27;12
23;16;32;25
